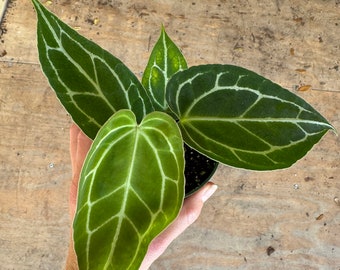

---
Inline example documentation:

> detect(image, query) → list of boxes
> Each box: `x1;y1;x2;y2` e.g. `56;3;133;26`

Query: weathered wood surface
0;0;339;269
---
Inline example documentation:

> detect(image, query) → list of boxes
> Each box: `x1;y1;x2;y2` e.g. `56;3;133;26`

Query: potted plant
32;0;335;269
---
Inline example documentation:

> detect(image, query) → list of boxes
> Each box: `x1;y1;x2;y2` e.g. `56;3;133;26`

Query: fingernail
202;184;218;202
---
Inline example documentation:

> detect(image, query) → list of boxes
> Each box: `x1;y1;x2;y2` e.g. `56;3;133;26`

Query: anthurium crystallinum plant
32;0;336;269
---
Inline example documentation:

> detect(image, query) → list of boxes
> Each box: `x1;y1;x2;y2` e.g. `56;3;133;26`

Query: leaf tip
330;126;338;136
322;120;337;136
160;24;169;38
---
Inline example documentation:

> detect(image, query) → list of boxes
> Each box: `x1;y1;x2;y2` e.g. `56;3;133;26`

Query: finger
180;182;218;226
140;182;217;269
69;124;92;218
70;125;92;180
74;129;92;175
70;124;81;174
154;182;217;247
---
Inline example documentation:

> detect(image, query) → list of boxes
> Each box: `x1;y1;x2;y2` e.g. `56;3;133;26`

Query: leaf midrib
181;116;333;129
181;120;326;155
36;1;140;120
104;126;139;269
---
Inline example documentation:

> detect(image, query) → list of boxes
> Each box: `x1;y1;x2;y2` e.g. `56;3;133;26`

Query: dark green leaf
166;64;335;170
142;26;187;112
73;110;185;269
32;0;153;139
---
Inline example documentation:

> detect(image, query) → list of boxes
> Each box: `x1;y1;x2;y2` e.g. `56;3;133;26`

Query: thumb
140;182;217;269
165;182;218;239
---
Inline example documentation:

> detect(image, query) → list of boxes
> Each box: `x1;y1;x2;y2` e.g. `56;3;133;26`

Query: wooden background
0;0;339;269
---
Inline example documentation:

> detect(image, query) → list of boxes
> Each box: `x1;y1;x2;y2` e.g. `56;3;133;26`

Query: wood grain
0;0;339;269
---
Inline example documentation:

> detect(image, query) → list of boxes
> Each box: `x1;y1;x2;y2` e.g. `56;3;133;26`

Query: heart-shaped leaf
166;64;335;170
142;26;187;112
73;110;184;270
32;0;153;139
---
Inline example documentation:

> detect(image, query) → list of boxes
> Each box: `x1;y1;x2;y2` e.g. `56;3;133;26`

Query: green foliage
32;0;335;269
32;0;153;139
166;64;334;170
73;110;184;269
142;26;187;112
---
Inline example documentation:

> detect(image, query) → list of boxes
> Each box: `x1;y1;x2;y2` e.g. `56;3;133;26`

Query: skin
66;124;218;270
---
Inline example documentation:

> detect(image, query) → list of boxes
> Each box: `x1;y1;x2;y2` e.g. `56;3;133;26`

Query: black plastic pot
184;144;219;197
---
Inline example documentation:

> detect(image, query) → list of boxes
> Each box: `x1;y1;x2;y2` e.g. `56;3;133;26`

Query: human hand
66;124;218;270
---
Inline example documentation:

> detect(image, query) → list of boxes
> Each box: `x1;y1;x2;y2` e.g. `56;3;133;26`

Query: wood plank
0;62;72;269
0;0;339;269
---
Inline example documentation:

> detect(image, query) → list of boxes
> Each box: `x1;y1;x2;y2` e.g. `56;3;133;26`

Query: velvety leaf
166;64;335;170
73;110;185;270
32;0;153;139
142;26;187;112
